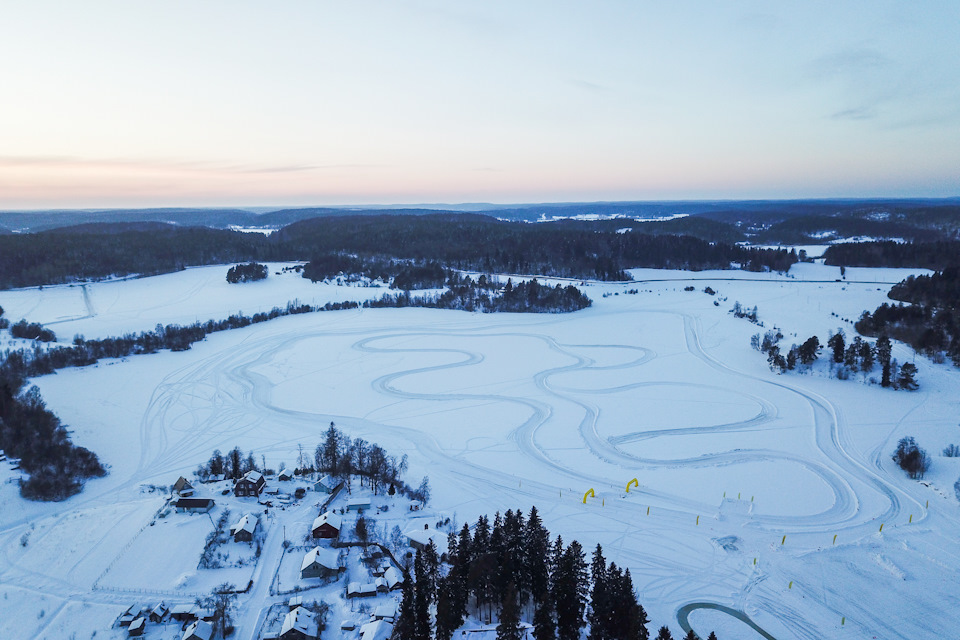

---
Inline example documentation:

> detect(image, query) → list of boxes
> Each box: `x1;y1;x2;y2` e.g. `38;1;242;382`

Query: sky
1;1;959;208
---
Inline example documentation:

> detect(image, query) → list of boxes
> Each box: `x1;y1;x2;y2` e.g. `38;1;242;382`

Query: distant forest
0;214;797;289
857;268;960;365
824;241;960;270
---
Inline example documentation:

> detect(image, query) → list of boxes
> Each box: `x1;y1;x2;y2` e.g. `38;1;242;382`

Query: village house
346;581;378;598
373;601;398;622
314;474;343;494
300;547;342;579
182;620;214;640
173;497;215;514
230;513;259;543
234;470;266;497
405;524;447;552
360;619;394;640
383;566;404;591
172;476;194;497
127;616;146;637
311;511;342;539
279;606;319;640
119;604;143;626
278;468;294;481
149;601;169;622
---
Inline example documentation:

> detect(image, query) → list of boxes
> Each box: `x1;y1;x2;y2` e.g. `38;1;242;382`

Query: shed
311;511;342;539
300;547;341;579
230;514;259;542
346;497;371;512
278;468;294;481
347;581;378;598
287;596;303;609
170;604;198;621
174;498;215;514
182;620;214;640
280;606;319;640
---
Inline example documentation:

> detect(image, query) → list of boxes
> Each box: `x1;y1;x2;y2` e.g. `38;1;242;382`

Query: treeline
823;241;960;269
277;214;796;279
395;507;712;640
1;300;325;379
0;214;798;289
226;262;267;283
0;364;106;500
195;422;427;501
302;255;448;290
754;328;918;389
857;268;960;366
10;320;56;342
364;277;592;314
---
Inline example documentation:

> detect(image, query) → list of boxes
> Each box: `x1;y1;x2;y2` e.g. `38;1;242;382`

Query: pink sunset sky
1;1;958;208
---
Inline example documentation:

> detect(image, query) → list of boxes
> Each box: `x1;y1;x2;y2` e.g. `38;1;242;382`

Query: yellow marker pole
753;557;757;565
696;515;699;525
723;491;726;498
602;499;605;507
909;514;912;523
781;535;786;545
832;534;837;545
879;523;884;533
926;500;929;508
738;492;741;499
751;496;754;502
788;581;793;589
841;617;845;626
646;506;650;516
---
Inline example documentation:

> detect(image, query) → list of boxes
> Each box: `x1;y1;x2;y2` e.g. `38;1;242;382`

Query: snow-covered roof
129;617;146;631
243;470;264;484
374;601;397;619
405;527;448;553
278;468;293;479
170;604;196;615
230;514;258;536
281;606;319;639
301;546;340;572
315;474;340;490
182;620;213;640
347;496;371;507
311;511;342;531
360;619;394;640
384;566;404;589
347;581;378;596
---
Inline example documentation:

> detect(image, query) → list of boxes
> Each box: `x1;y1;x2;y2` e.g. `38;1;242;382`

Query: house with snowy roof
280;606;319;640
311;511;342;539
174;497;215;513
230;513;259;542
182;620;213;640
405;524;448;553
300;546;342;579
360;619;394;640
234;470;266;497
172;476;194;497
314;474;343;494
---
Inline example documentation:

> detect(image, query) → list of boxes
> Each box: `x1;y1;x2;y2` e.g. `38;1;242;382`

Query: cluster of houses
118;602;214;639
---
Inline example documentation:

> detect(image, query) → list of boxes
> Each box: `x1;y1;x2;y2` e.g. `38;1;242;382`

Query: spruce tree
877;335;892;387
655;627;673;640
683;631;697;640
525;506;551;606
497;582;523;640
533;596;557;640
707;633;718;640
413;550;432;640
395;576;417;640
588;545;609;640
828;331;845;364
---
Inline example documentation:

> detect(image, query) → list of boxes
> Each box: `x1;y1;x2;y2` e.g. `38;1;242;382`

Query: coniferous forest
395;507;710;640
0;214;797;289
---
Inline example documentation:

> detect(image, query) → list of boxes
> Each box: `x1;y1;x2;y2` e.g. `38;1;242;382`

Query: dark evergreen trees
876;336;893;387
226;262;267;283
828;331;845;364
497;582;523;640
655;627;674;640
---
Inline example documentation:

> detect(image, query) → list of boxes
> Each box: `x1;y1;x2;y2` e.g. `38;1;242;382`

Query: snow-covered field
1;261;958;639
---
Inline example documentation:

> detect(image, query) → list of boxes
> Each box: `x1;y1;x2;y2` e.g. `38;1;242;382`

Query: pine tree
898;362;919;390
655;627;673;640
877;335;893;387
683;631;697;640
619;569;648;640
588;545;609;640
436;575;463;640
828;331;845;364
555;541;588;640
859;339;874;373
497;582;523;640
525;506;551;606
533;596;557;640
413;550;432;640
395;575;417;640
706;633;718;640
